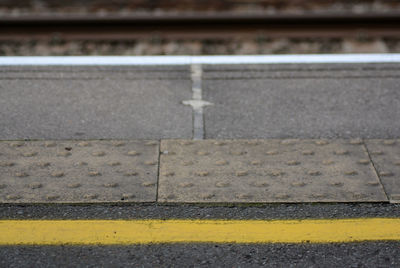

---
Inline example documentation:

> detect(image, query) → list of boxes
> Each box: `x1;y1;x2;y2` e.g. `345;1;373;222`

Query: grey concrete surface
1;243;400;268
1;203;399;220
203;64;400;139
0;66;192;139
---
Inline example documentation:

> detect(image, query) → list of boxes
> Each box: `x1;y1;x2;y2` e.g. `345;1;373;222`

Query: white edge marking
1;54;400;65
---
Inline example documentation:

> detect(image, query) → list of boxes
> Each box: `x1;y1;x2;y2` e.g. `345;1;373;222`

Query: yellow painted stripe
0;219;399;245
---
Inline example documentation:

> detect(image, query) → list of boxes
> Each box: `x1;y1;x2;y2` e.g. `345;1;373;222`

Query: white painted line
1;54;400;65
182;64;213;140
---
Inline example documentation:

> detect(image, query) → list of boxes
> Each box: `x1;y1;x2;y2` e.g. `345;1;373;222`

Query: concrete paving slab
158;139;387;203
365;139;400;203
0;140;159;203
0;66;192;139
203;64;400;139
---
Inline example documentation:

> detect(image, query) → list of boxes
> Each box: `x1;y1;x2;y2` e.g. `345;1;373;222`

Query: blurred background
1;0;400;55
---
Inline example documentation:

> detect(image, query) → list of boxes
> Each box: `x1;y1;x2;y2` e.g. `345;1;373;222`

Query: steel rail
0;13;399;40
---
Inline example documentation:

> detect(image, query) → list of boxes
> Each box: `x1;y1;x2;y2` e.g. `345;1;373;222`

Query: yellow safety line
0;219;399;245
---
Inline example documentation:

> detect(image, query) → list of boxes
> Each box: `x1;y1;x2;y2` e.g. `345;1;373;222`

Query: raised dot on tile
6;194;21;200
196;151;209;156
162;171;175;177
215;160;228;166
201;193;215;199
286;160;300;166
281;139;297;145
236;193;252;199
182;161;194;166
10;141;24;147
250;160;262;166
88;171;101;177
145;141;158;146
310;193;327;199
383;140;396;145
330;182;344;187
22;152;38;157
92;151;106;157
74;161;88;166
44;141;57;147
104;182;118;188
357;159;370;165
352;192;367;199
370;151;384;155
112;141;126;147
308;170;321;176
122;193;135;199
144;161;157;166
15;172;29;177
180;141;193;146
235;170;248;176
108;161;121;167
51;171;64;178
266;150;278;155
37;162;51;168
315;140;329;145
322;160;334;165
127;151;140;156
334;150;349;155
67;183;81;188
141;182;155;187
28;182;42;189
46;195;59;201
84;194;98;199
0;161;15;167
274;193;290;199
379;171;393;177
57;151;71;157
178;182;194;188
349;139;363;145
213;141;226;146
195;171;209;177
230;151;246;156
165;194;176;200
344;171;358;176
77;141;90;147
291;182;307;187
251;182;269;187
302;150;314;156
366;181;380;186
269;170;284;177
246;140;260;145
215;182;230;188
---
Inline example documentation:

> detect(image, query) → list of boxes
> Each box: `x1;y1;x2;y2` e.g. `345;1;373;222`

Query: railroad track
1;12;400;41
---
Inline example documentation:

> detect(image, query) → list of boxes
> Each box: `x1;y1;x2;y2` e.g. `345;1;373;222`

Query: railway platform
0;54;400;267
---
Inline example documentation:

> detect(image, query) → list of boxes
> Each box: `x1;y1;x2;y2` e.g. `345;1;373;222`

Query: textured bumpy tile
365;139;400;203
158;139;387;203
0;140;159;203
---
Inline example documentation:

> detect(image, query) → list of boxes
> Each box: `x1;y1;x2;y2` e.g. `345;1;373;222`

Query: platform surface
1;59;400;266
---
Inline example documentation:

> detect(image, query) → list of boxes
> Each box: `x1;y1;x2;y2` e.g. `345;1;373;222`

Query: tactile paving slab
365;139;400;203
159;139;387;203
0;140;159;203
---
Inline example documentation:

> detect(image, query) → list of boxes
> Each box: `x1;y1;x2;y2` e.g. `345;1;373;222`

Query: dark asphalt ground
1;242;400;268
0;203;400;267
